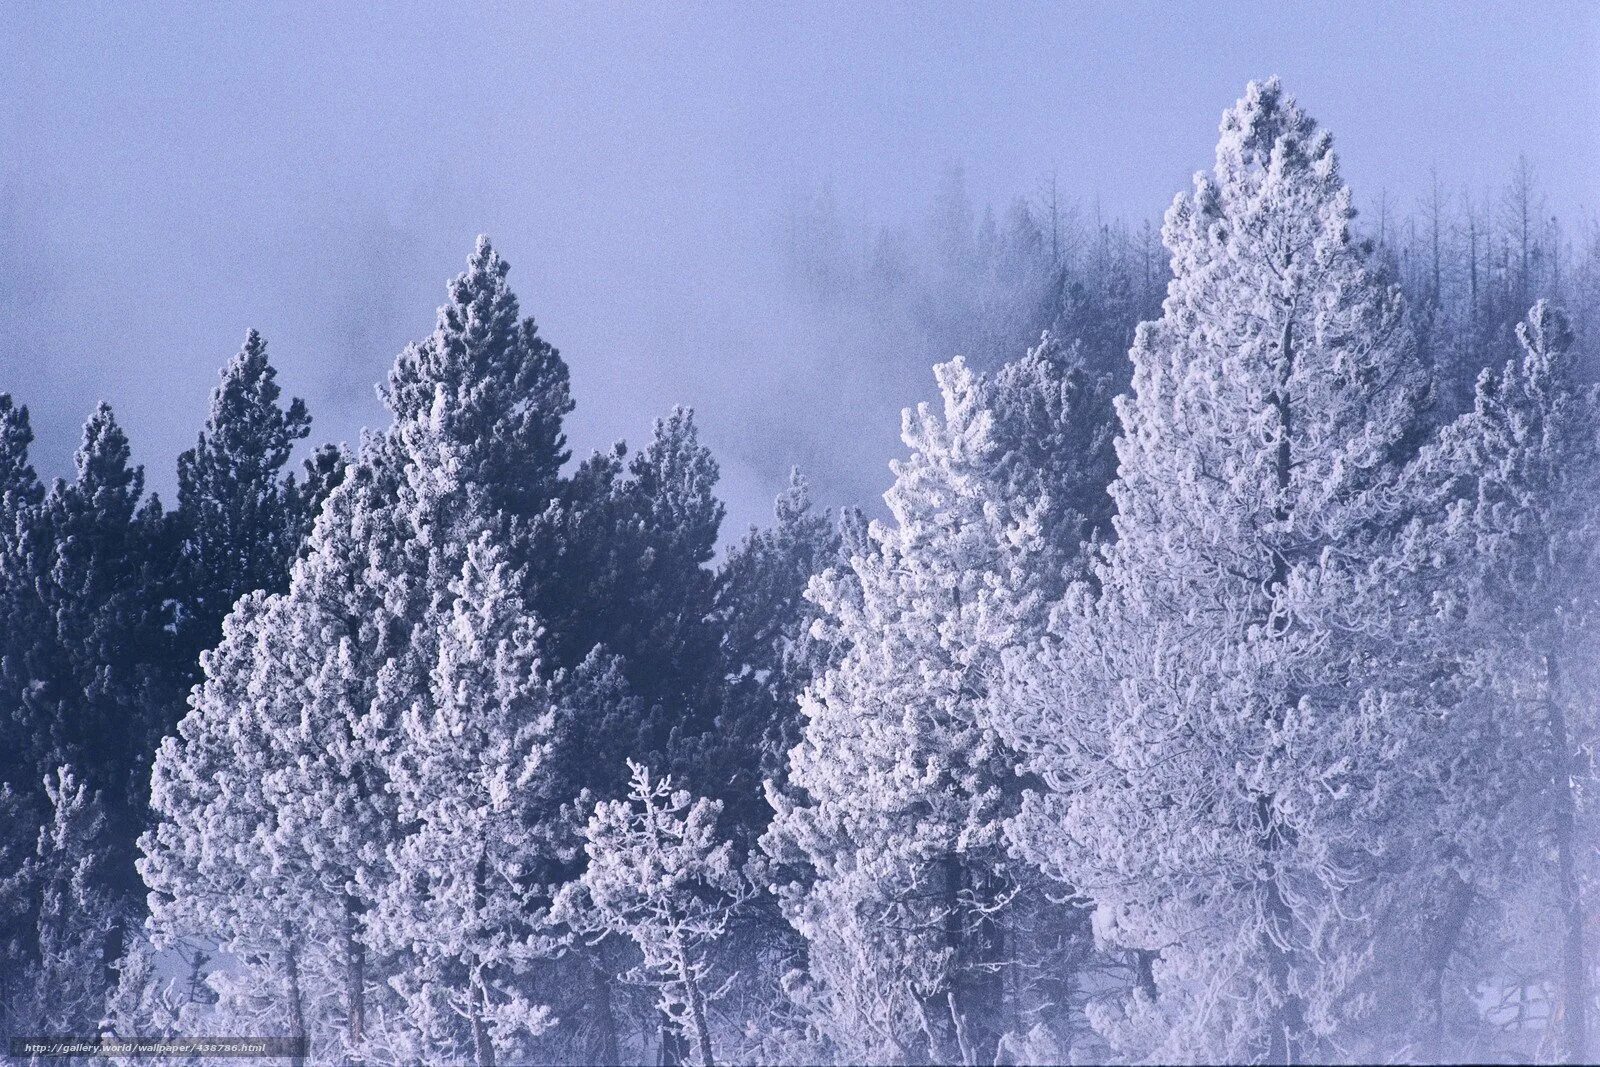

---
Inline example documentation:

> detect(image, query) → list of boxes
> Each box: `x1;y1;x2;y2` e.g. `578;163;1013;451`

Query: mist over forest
2;6;1599;1066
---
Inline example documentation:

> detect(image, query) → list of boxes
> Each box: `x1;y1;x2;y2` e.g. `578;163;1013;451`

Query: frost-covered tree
1049;220;1165;395
712;469;840;830
0;395;49;973
102;932;215;1067
286;442;350;554
1406;302;1598;1063
529;408;724;773
1;767;121;1045
172;330;311;689
612;408;725;744
29;406;169;950
556;761;751;1067
997;79;1432;1063
984;331;1118;596
382;239;572;522
766;339;1113;1064
143;237;578;1059
365;535;563;1066
142;569;378;1063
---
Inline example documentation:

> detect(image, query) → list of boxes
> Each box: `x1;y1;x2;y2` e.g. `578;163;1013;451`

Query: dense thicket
0;78;1596;1066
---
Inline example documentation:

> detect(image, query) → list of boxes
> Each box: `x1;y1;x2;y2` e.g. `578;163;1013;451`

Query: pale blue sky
3;2;1596;529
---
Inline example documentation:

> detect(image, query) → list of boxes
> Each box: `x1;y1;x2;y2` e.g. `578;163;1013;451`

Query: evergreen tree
173;330;311;691
712;469;839;832
766;342;1112;1064
617;408;725;740
1409;302;1597;1062
0;767;121;1046
366;535;562;1066
286;442;350;556
31;405;167;936
529;409;724;773
555;760;751;1067
0;395;49;980
143;237;579;1060
1049;222;1165;396
381;236;571;523
997;79;1433;1063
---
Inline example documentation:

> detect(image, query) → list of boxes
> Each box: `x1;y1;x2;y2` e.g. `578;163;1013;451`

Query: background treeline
0;78;1596;1065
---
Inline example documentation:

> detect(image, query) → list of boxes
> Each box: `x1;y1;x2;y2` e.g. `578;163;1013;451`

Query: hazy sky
3;2;1596;533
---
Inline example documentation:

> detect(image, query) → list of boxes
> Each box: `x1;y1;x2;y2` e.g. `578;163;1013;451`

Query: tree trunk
963;862;1006;1065
1260;314;1307;1065
470;975;495;1067
342;894;365;1052
284;941;307;1067
590;952;621;1066
1424;876;1474;1051
1545;653;1589;1065
1257;793;1306;1066
468;851;496;1067
929;851;964;1064
672;940;715;1067
657;1010;687;1066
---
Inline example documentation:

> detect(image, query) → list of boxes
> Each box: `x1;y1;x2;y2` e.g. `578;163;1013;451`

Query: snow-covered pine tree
0;393;41;513
765;337;1114;1064
0;395;49;986
172;330;311;691
528;408;724;775
997;78;1433;1063
1049;222;1165;398
364;534;563;1066
555;760;751;1067
143;574;369;1062
29;406;168;957
712;469;840;835
1;767;121;1046
381;236;572;524
515;409;730;1058
143;237;579;1059
612;407;725;753
1406;302;1598;1063
533;648;652;1065
984;332;1118;599
102;931;208;1066
702;471;858;1066
0;783;38;1040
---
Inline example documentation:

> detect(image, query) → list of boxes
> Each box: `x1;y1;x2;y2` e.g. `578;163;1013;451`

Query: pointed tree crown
1119;77;1422;554
0;395;41;511
178;329;310;508
382;236;573;515
66;403;143;523
628;406;724;569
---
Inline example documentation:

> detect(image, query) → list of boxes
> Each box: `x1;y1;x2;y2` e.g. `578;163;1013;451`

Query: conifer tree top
70;403;143;504
180;330;310;499
0;393;40;505
205;329;306;436
379;235;574;509
1214;76;1324;176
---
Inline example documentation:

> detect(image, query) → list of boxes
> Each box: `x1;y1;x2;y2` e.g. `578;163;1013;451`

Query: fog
2;2;1595;533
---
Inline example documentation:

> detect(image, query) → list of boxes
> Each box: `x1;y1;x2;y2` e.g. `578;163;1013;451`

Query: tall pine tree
766;338;1114;1064
1408;302;1597;1062
144;237;579;1061
997;79;1434;1063
34;405;168;945
173;329;312;692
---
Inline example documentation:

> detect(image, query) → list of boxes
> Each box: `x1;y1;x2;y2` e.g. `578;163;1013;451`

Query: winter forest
2;74;1600;1065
